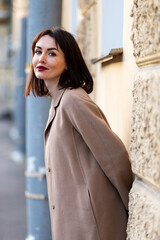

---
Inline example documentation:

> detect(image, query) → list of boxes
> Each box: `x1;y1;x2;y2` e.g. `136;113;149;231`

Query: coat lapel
44;85;66;139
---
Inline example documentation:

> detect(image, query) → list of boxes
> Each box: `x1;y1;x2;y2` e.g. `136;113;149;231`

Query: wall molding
136;53;160;67
131;0;160;67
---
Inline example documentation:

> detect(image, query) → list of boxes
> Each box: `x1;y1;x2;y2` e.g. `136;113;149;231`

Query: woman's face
32;35;67;83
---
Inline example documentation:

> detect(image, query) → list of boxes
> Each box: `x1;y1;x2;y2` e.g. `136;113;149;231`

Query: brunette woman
25;27;133;240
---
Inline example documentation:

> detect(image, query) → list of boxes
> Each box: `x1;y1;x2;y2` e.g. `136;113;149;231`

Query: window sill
91;48;123;64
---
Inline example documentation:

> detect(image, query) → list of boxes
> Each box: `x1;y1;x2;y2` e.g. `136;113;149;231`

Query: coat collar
52;84;66;108
44;85;66;135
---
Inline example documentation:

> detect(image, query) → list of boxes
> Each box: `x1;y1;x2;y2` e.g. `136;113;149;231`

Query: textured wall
130;69;160;189
130;0;160;66
127;178;160;240
127;0;160;239
77;0;98;77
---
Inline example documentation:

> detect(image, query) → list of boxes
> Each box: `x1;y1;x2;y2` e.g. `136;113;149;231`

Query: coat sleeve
63;90;133;210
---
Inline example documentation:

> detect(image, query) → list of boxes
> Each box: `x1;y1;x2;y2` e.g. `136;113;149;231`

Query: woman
25;27;133;240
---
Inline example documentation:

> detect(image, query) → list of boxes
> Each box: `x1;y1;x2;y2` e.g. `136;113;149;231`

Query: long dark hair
25;27;93;97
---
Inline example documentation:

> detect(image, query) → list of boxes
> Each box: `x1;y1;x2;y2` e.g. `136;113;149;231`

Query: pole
11;0;28;164
25;0;62;239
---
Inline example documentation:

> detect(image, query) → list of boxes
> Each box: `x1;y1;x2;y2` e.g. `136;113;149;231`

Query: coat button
52;205;55;210
48;167;51;172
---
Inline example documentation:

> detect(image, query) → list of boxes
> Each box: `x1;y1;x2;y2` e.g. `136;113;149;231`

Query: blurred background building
0;0;12;111
0;0;160;239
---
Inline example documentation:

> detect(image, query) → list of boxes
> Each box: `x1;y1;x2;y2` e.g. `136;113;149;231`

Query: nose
39;53;46;63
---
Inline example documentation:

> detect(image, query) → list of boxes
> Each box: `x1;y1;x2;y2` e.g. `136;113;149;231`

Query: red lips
37;66;48;71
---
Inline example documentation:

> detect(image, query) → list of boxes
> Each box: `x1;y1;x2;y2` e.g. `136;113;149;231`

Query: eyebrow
35;46;58;51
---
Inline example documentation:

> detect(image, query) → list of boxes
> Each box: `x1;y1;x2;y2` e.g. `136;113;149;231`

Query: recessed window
102;0;124;55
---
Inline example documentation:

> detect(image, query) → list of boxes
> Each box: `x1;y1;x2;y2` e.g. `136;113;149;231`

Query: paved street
0;117;27;240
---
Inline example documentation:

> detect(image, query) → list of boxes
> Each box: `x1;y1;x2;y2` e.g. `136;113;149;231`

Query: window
102;0;124;55
71;0;78;36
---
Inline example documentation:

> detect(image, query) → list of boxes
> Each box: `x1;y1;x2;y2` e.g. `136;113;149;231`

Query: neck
44;79;59;97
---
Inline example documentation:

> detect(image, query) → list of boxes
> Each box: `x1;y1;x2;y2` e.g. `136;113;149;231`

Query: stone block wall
127;179;160;239
127;0;160;239
77;0;98;78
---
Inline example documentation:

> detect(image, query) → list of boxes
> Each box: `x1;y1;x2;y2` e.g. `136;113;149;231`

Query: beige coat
44;85;133;240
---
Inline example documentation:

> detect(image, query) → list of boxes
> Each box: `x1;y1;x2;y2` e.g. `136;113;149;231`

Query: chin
36;73;45;79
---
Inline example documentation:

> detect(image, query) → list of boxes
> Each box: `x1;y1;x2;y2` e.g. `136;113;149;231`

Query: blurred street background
0;0;60;239
0;110;26;240
0;0;134;239
0;0;27;239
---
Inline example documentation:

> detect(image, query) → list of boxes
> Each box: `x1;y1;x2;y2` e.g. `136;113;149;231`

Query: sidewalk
0;117;27;240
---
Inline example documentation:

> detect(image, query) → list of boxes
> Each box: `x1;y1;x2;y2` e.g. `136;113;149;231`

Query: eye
34;50;41;55
49;52;56;56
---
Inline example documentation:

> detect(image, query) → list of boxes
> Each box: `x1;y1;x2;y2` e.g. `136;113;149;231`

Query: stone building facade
127;0;160;239
0;0;13;106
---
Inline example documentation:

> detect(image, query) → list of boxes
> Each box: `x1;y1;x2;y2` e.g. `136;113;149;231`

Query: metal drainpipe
25;0;62;239
11;0;28;164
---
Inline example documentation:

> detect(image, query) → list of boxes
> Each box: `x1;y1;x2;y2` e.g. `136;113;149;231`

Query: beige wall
11;0;28;50
61;0;72;31
61;0;137;149
95;0;137;149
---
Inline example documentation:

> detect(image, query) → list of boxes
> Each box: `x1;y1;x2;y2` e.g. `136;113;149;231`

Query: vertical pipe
12;17;26;163
11;0;28;164
25;1;62;239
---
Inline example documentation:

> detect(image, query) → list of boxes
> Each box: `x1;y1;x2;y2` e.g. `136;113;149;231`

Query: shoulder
60;87;99;118
61;87;104;118
62;87;92;105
